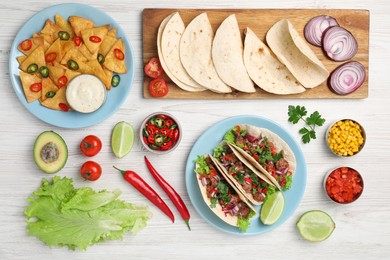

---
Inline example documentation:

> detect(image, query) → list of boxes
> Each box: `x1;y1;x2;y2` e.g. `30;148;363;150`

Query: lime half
260;191;285;225
111;121;134;158
296;210;335;242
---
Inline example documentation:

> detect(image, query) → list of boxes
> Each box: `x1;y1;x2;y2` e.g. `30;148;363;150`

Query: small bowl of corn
326;119;366;157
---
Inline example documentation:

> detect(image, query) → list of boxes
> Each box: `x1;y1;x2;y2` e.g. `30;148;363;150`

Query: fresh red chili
144;156;191;230
113;166;174;223
74;36;82;46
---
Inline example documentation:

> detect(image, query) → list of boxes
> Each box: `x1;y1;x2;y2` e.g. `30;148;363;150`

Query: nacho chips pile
17;15;126;111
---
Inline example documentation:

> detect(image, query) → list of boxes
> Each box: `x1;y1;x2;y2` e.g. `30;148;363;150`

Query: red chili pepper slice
45;52;57;63
244;177;253;184
74;36;82;46
59;103;69;112
161;139;174;151
30;82;42;92
113;166;174;223
165;118;174;127
89;36;102;43
57;75;68;87
114;48;125;60
20;39;32;51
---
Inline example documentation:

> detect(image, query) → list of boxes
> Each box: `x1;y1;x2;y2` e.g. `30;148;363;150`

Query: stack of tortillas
157;12;329;95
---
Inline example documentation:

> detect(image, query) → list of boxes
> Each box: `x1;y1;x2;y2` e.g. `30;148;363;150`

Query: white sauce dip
66;74;106;113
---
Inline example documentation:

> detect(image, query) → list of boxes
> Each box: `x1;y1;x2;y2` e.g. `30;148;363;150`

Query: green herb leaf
306;111;326;127
288;105;307;124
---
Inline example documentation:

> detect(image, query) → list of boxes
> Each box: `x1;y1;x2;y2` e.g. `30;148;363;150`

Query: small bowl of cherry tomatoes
323;166;364;204
140;112;181;154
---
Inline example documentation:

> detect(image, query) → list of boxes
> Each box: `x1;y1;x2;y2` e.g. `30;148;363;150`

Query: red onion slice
328;61;366;95
322;26;358;61
304;15;339;47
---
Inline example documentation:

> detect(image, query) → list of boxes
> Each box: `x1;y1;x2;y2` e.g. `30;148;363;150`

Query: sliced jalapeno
154;134;164;147
39;66;49;78
45;91;56;98
148;144;159;150
27;63;38;73
111;75;120;87
153;117;165;128
97;53;105;64
142;128;149;137
67;59;79;70
58;31;70;41
169;124;177;130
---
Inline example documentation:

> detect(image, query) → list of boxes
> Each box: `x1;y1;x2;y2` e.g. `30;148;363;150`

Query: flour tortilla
157;13;206;92
243;28;306;95
212;15;255;93
180;13;231;93
266;19;329;89
195;154;255;227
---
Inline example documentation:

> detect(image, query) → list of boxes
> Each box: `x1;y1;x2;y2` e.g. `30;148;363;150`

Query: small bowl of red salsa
324;166;364;204
140;112;181;154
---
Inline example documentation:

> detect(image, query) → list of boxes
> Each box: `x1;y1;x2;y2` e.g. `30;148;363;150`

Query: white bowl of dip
66;74;107;113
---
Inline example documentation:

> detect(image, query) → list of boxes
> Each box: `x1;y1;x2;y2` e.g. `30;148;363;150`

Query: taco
224;125;296;191
195;154;256;232
212;142;276;206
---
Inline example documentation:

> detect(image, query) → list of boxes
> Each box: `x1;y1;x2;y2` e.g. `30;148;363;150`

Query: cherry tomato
20;39;32;51
57;75;68;87
149;78;168;98
74;36;82;46
114;48;125;60
80;161;102;181
30;82;42;92
89;36;102;43
45;52;57;63
144;57;164;78
80;135;102;157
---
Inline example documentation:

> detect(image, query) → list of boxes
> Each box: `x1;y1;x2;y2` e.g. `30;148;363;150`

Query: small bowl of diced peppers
140;112;181;154
323;166;364;204
326;119;366;157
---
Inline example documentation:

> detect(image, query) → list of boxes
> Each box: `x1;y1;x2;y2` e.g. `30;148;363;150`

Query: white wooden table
1;0;389;259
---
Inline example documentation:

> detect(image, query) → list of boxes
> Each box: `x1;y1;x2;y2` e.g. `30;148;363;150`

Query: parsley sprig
288;105;325;144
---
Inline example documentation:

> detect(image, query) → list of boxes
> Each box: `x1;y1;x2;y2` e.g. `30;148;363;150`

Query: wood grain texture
143;8;369;99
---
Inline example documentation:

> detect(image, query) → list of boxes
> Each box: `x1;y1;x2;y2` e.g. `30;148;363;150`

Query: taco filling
195;155;255;232
225;125;293;191
213;144;275;204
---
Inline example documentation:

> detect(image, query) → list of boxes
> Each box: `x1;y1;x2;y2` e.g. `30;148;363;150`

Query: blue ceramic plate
185;115;306;236
9;3;134;128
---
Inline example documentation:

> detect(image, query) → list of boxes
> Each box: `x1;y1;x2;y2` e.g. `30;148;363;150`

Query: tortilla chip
20;46;46;72
45;38;63;64
79;43;98;60
41;77;58;101
75;60;94;74
61;46;87;65
47;63;66;86
40;19;61;42
81;25;109;54
17;37;44;56
103;38;126;73
103;68;113;90
69;16;94;36
55;14;75;39
19;71;41;103
61;39;76;53
65;69;81;83
86;59;111;89
99;35;116;57
41;86;69;111
107;28;116;38
17;56;26;65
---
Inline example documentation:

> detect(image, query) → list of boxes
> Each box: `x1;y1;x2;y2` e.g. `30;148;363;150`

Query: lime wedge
260;191;285;225
296;210;335;242
111;121;134;158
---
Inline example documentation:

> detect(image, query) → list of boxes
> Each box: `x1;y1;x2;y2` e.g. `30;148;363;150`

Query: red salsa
325;167;363;203
142;114;180;152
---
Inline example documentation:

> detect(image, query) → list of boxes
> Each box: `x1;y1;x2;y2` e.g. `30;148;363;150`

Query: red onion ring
304;15;339;47
328;61;366;95
322;26;358;61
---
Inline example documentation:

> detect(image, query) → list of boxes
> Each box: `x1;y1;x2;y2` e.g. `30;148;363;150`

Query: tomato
74;36;82;46
149;78;168;98
80;135;102;157
59;103;70;112
20;39;32;51
45;52;57;63
30;82;42;92
325;167;363;203
89;36;102;43
114;48;125;60
80;161;102;181
144;57;164;78
57;75;68;87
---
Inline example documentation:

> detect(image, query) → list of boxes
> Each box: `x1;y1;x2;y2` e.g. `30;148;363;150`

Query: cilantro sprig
288;105;326;144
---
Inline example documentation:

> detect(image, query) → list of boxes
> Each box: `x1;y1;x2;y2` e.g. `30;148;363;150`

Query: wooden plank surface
143;8;369;99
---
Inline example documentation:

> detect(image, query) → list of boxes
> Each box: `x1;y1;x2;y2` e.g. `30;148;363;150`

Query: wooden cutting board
143;9;369;99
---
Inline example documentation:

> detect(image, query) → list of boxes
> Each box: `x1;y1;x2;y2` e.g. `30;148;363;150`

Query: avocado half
33;131;68;174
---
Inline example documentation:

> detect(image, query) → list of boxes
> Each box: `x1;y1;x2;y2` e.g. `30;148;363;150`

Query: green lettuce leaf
237;210;256;232
25;176;152;250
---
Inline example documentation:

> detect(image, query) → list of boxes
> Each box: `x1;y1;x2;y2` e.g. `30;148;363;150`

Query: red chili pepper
113;166;174;223
74;36;83;46
144;156;191;230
